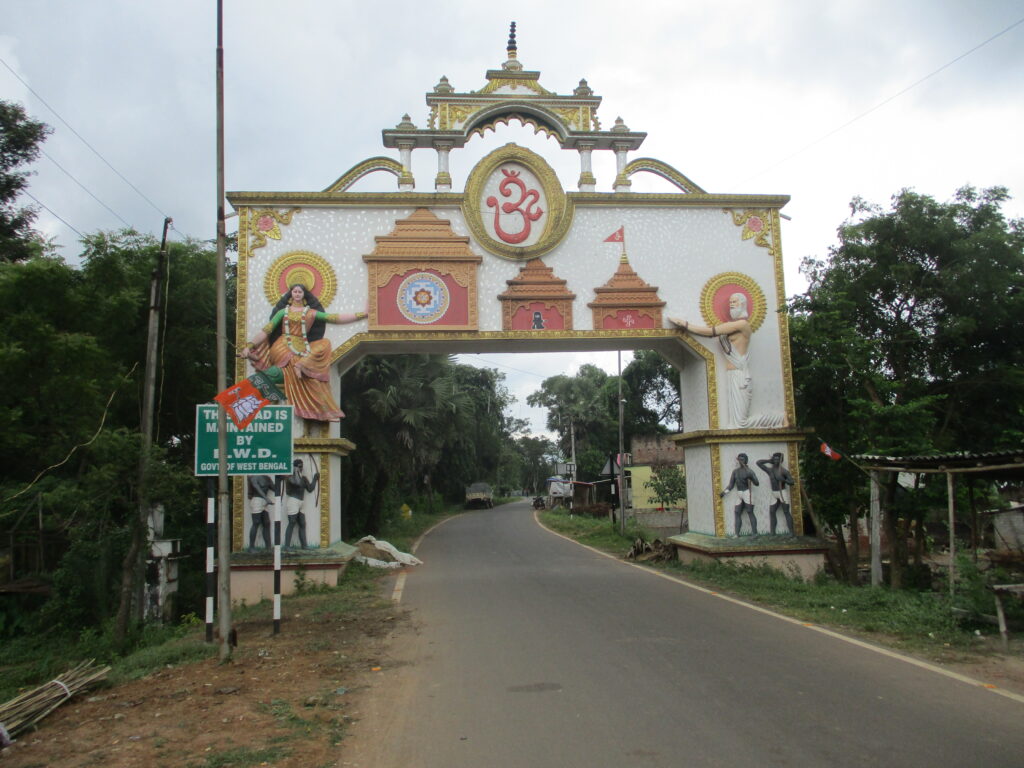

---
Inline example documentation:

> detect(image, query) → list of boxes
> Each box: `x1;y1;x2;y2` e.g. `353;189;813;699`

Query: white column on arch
576;141;596;192
434;141;453;192
397;140;415;191
613;142;632;193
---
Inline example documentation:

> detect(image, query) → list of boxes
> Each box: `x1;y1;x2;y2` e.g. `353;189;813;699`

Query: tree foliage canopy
0;101;51;263
789;186;1024;584
791;186;1024;459
0;230;222;635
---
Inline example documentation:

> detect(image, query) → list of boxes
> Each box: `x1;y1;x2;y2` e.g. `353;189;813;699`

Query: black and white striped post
205;478;216;643
273;475;283;634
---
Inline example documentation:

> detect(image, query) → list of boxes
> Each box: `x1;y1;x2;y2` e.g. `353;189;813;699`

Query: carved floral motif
249;208;300;251
724;209;773;252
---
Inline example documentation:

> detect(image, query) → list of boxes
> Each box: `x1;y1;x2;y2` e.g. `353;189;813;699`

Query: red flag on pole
604;226;624;242
214;379;270;430
820;442;842;461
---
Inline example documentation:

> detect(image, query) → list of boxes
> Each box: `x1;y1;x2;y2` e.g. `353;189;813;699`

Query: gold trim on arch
710;449;725;537
328;328;721;433
699;273;767;332
787;442;804;536
318;452;329;547
236;207;251;385
465;113;565;143
322;157;404;193
227;189;789;210
624;158;706;194
772;208;800;475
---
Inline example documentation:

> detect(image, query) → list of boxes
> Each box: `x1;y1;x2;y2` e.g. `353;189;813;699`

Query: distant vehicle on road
464;482;494;509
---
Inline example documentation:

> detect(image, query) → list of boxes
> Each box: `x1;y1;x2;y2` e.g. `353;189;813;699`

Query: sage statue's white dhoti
722;348;783;428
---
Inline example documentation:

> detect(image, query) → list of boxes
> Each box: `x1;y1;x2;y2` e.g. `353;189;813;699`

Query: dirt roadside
0;577;412;768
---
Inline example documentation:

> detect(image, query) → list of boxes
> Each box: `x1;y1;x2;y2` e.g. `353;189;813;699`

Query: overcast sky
4;1;1023;436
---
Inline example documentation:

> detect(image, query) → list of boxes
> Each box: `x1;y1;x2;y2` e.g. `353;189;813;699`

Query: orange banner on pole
213;379;270;430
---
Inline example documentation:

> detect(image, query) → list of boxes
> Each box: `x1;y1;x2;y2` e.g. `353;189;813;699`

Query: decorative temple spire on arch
381;23;647;155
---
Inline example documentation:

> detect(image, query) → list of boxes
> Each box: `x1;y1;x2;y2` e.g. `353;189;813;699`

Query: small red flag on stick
820;442;842;461
604;226;624;242
214;379;270;430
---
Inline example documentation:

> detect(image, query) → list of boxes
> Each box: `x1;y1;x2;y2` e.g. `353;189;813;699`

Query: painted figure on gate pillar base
284;459;319;549
239;283;367;422
247;474;274;551
721;453;758;535
757;452;795;535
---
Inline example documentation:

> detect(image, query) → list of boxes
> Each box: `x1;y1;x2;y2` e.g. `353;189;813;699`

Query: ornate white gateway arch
229;31;816;564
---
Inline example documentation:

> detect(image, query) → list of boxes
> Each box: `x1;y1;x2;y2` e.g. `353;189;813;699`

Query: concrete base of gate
227;541;358;605
668;532;828;581
632;509;688;539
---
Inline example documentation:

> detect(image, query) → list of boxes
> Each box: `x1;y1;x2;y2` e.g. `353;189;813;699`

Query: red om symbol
486;168;544;244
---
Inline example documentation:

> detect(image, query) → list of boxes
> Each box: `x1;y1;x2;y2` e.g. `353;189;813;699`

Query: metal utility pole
215;0;232;661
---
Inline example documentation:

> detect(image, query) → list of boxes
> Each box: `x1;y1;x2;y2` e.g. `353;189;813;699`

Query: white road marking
390;513;462;604
534;509;1024;705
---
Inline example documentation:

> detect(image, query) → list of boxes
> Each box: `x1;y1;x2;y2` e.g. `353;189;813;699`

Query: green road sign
194;404;293;476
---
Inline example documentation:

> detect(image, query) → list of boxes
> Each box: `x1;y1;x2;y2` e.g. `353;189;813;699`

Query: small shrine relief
499;258;575;330
588;254;664;330
363;209;482;331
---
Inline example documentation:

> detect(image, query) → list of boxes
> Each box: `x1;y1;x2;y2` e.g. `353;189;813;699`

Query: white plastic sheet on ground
353;536;422;569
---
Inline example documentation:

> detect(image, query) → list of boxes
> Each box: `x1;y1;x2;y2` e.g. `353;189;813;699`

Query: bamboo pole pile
0;660;110;746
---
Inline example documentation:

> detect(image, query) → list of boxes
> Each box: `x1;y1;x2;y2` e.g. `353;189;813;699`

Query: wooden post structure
869;471;882;587
947;471;956;598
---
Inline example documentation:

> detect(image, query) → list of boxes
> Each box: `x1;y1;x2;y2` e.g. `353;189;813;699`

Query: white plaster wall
684;444;715;535
243;200;788;428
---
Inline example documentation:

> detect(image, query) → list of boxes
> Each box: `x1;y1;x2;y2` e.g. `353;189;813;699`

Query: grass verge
539;509;1011;656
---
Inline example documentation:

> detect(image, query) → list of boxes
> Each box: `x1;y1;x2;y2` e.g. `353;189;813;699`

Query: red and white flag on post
604;226;625;243
819;442;842;461
214;379;270;430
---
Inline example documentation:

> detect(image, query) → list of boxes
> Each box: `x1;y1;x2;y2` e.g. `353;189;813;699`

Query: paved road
360;501;1023;767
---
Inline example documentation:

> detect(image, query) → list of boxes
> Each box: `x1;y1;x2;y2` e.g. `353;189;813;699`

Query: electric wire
741;14;1024;183
1;57;174;225
40;149;132;228
20;190;83;238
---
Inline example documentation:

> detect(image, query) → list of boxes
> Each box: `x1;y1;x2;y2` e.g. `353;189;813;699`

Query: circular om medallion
397;272;450;324
463;144;573;261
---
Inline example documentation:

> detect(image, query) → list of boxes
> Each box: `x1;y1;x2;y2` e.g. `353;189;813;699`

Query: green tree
0;101;51;263
0;231;220;639
339;355;516;534
527;364;618;479
512;435;559;494
789;186;1024;586
622;349;680;431
527;360;670;480
643;460;687;533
